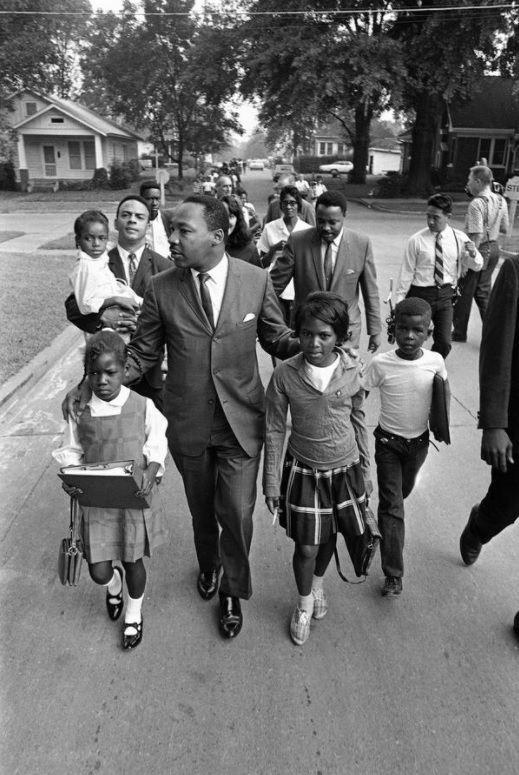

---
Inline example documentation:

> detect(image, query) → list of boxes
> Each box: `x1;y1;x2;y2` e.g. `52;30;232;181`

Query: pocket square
243;313;255;322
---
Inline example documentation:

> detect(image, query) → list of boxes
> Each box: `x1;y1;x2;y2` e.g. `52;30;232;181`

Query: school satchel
429;374;451;445
334;505;382;584
58;496;84;586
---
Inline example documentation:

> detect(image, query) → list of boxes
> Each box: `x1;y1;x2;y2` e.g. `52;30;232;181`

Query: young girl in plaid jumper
264;292;371;646
53;330;168;651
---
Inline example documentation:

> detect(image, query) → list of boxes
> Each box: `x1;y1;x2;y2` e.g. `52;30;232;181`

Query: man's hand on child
61;381;92;422
368;333;381;353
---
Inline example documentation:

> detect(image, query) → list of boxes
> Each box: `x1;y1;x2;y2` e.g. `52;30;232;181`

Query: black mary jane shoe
197;568;220;601
123;619;143;651
106;567;124;621
218;593;242;639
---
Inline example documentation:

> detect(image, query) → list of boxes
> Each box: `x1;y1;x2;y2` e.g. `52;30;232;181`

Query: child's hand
364;478;374;500
62;482;83;497
136;462;160;498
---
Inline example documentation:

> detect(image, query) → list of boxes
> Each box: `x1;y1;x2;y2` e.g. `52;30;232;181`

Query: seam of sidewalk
0;325;83;415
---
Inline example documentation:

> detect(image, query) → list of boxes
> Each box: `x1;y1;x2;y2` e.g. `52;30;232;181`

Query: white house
368;145;402;175
6;90;142;189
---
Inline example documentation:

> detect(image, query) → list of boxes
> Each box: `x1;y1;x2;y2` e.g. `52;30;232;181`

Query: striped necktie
128;252;138;286
323;243;333;289
434;233;444;288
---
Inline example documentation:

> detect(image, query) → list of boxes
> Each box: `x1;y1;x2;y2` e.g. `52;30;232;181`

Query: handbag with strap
58;496;84;586
334;505;382;584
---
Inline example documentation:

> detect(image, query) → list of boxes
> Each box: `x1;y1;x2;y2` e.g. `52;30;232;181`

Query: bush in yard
109;161;132;190
373;171;409;198
124;159;142;181
91;167;110;189
0;160;16;190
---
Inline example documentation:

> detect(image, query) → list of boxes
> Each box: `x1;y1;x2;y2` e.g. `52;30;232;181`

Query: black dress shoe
460;505;482;565
218;593;242;639
197;569;219;601
106;567;124;621
123;619;143;650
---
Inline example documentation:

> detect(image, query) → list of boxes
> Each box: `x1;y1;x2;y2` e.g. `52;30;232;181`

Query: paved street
2;172;519;774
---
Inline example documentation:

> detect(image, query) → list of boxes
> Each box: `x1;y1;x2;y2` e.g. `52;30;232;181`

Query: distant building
3;89;142;190
400;76;519;184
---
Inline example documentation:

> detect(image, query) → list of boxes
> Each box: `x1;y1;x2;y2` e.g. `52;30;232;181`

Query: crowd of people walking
53;160;517;650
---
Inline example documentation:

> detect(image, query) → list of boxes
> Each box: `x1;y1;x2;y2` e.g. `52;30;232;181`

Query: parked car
318;160;353;176
248;159;265;170
272;163;296;181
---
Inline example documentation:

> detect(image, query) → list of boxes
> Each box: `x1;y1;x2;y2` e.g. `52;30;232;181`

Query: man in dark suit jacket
65;195;171;407
459;256;519;620
270;191;382;350
122;194;298;639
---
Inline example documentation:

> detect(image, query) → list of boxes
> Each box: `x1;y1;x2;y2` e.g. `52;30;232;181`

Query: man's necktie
128;252;138;286
323;243;333;290
434;233;444;288
198;272;215;329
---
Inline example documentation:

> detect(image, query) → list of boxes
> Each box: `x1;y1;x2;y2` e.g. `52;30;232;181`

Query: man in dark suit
120;195;298;638
65;195;171;407
459;256;519;635
270;191;382;351
139;181;175;258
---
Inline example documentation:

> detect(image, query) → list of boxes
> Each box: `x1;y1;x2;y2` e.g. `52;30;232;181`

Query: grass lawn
0;251;72;384
40;230;119;251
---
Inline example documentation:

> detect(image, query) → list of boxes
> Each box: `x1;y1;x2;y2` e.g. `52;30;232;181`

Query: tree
80;0;241;178
391;0;510;195
230;0;405;182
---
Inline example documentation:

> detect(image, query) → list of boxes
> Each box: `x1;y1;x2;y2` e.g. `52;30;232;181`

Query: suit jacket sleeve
126;274;167;383
257;271;299;360
359;237;382;335
270;235;296;298
65;292;101;334
478;256;519;430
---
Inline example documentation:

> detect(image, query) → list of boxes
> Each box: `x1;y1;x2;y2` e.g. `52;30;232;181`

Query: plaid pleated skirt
279;452;367;546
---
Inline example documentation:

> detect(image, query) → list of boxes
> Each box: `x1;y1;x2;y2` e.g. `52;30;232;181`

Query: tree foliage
80;0;241;177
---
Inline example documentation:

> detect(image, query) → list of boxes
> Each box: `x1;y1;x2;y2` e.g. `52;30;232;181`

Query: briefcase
58;496;84;587
334;506;382;584
429;374;451;444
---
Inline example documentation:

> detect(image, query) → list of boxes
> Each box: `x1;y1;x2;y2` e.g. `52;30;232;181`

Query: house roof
448;77;519;131
12;90;143;140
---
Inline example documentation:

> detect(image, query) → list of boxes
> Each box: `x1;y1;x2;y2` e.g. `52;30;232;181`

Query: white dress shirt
146;215;170;258
396;226;461;302
258;217;312;301
191;254;229;325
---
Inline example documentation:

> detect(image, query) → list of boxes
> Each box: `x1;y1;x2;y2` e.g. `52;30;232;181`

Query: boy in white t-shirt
363;298;448;598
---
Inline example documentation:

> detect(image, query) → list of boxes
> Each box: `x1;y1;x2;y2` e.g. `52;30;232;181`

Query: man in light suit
124;195;298;638
270;191;382;350
65;195;171;408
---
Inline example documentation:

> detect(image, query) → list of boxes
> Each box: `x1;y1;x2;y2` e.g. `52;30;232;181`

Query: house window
327;143;333;155
25;102;37;116
84;142;96;170
492;138;506;166
337;143;346;155
479;138;491;163
319;142;326;155
477;137;507;167
68;141;82;170
51;117;64;123
122;145;129;161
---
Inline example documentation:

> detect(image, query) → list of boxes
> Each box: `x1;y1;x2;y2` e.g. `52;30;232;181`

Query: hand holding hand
100;306;137;335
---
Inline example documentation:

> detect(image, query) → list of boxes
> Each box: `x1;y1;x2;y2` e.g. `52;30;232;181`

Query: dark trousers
452;242;500;340
407;284;453;359
172;423;260;600
374;426;429;578
470;459;519;544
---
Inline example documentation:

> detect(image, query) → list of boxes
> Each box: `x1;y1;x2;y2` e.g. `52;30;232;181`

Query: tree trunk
405;92;442;196
351;104;373;184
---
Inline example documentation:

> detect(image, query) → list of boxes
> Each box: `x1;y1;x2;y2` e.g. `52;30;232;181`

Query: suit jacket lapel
108;247;126;282
179;268;213;332
329;232;348;290
132;247;150;292
217;256;241;330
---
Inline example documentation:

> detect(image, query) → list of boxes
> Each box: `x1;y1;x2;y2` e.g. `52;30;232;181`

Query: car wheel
331;169;338;177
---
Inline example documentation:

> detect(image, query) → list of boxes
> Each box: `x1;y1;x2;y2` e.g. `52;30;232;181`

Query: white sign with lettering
505;176;519;200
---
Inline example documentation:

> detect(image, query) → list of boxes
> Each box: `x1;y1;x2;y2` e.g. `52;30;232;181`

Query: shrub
0;160;16;190
91;167;110;189
124;158;142;181
373;171;408;198
109;161;132;189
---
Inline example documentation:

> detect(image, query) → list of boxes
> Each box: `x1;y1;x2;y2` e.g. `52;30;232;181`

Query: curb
0;325;83;415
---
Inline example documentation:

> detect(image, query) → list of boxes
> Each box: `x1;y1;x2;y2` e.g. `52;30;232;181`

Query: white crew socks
311;574;324;594
125;593;144;626
106;569;122;597
298;593;314;614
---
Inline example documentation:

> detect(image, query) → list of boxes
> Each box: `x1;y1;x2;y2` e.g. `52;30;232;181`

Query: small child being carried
69;210;142;337
363;297;448;598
